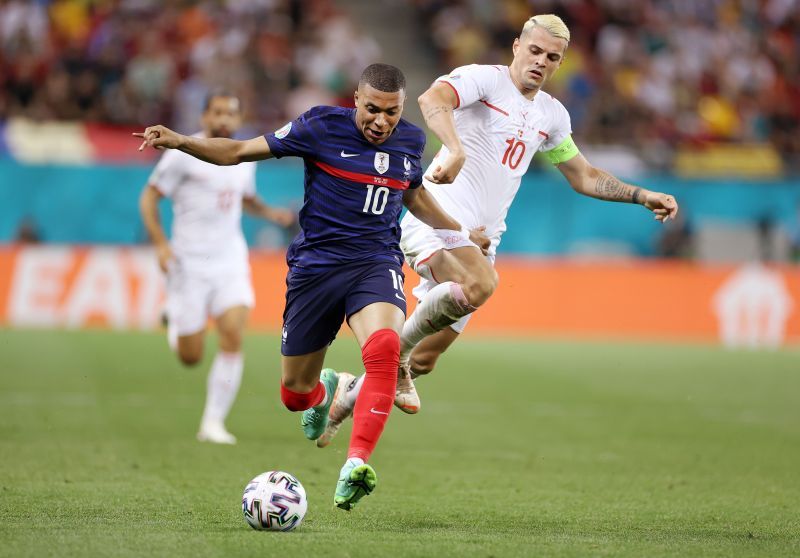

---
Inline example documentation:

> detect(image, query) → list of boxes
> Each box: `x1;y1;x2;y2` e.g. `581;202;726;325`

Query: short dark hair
203;90;241;112
358;63;406;93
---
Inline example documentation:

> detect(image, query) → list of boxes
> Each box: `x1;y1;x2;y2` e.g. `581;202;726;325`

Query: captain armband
542;135;580;165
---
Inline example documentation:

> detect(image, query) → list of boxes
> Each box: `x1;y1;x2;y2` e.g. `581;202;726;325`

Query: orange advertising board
1;246;797;347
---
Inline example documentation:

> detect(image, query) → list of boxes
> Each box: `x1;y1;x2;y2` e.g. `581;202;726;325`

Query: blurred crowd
413;0;800;169
2;0;799;170
0;0;379;134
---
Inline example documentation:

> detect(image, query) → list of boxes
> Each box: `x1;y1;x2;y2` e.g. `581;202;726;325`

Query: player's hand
469;226;491;255
156;243;174;273
265;207;296;228
643;191;679;223
424;150;466;184
133;125;184;152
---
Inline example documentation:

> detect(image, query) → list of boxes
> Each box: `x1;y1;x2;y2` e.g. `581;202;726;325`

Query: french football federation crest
403;156;411;178
374;152;390;174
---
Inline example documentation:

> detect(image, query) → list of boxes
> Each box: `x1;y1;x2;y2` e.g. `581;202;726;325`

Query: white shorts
400;213;477;281
166;264;255;336
400;213;492;334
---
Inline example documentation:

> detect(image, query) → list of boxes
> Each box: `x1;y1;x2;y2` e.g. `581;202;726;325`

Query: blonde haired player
317;15;679;446
140;92;294;444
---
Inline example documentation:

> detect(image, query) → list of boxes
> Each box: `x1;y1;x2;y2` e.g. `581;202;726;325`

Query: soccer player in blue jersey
135;63;487;510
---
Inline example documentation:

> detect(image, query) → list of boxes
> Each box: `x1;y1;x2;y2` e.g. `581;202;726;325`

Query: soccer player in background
317;15;680;446
135;64;488;510
139;92;294;445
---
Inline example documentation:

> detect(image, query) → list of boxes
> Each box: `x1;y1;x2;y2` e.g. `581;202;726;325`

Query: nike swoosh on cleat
369;408;389;415
340;151;359;157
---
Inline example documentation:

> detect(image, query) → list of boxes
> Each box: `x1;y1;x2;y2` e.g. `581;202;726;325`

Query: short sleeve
241;162;257;198
265;107;327;159
437;64;502;109
147;149;184;197
538;98;573;152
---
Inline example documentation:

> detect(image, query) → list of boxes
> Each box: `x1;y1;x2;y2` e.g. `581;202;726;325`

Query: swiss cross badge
374;152;390;174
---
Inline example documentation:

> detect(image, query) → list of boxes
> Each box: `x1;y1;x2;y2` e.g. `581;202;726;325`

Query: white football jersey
421;64;572;254
147;134;257;275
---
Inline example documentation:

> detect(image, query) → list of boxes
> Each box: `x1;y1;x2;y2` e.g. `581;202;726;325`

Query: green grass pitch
0;329;798;557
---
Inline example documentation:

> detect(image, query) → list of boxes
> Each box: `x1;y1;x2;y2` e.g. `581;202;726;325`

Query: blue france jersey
265;106;425;269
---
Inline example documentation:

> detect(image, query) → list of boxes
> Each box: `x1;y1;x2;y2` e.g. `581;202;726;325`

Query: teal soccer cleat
334;459;377;511
300;368;338;440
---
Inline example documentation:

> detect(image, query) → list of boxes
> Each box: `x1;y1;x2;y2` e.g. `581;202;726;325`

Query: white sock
345;457;365;468
399;281;474;365
167;317;178;352
345;374;365;408
200;351;243;427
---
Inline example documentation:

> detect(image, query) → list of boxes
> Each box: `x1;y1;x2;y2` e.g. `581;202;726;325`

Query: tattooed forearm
594;172;639;203
423;105;450;121
595;173;625;199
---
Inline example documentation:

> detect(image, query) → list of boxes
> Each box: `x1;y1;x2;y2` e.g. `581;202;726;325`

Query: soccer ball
242;471;308;532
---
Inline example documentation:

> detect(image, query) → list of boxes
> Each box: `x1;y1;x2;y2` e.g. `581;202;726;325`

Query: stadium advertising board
0;246;797;347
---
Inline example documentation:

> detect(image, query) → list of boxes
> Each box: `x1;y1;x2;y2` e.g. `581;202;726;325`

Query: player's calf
175;332;205;366
347;328;399;462
177;345;203;367
409;348;441;376
280;380;325;412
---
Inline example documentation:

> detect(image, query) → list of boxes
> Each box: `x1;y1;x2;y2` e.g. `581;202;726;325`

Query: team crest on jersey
403;156;411;178
274;122;292;139
374;152;390;174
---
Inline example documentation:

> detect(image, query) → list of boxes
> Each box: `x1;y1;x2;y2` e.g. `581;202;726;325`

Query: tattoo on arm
595;172;638;203
423;106;450;121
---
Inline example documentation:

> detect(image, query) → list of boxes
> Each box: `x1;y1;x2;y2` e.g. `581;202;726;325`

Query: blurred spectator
15;216;41;243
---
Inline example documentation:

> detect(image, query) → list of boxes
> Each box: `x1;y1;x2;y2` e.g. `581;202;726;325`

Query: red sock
280;381;324;412
348;328;399;462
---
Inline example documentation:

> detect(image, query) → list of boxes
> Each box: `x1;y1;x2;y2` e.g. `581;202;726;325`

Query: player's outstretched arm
557;152;679;223
418;82;465;184
403;187;490;253
134;125;273;166
242;195;295;227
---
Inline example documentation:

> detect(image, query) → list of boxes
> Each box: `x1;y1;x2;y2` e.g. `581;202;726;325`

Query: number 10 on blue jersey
363;185;390;215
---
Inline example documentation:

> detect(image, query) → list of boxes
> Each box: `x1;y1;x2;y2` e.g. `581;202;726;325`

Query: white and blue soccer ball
242;471;308;531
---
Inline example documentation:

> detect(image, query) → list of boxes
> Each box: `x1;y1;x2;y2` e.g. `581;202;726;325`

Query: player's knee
218;328;243;352
463;270;498;307
362;329;400;365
